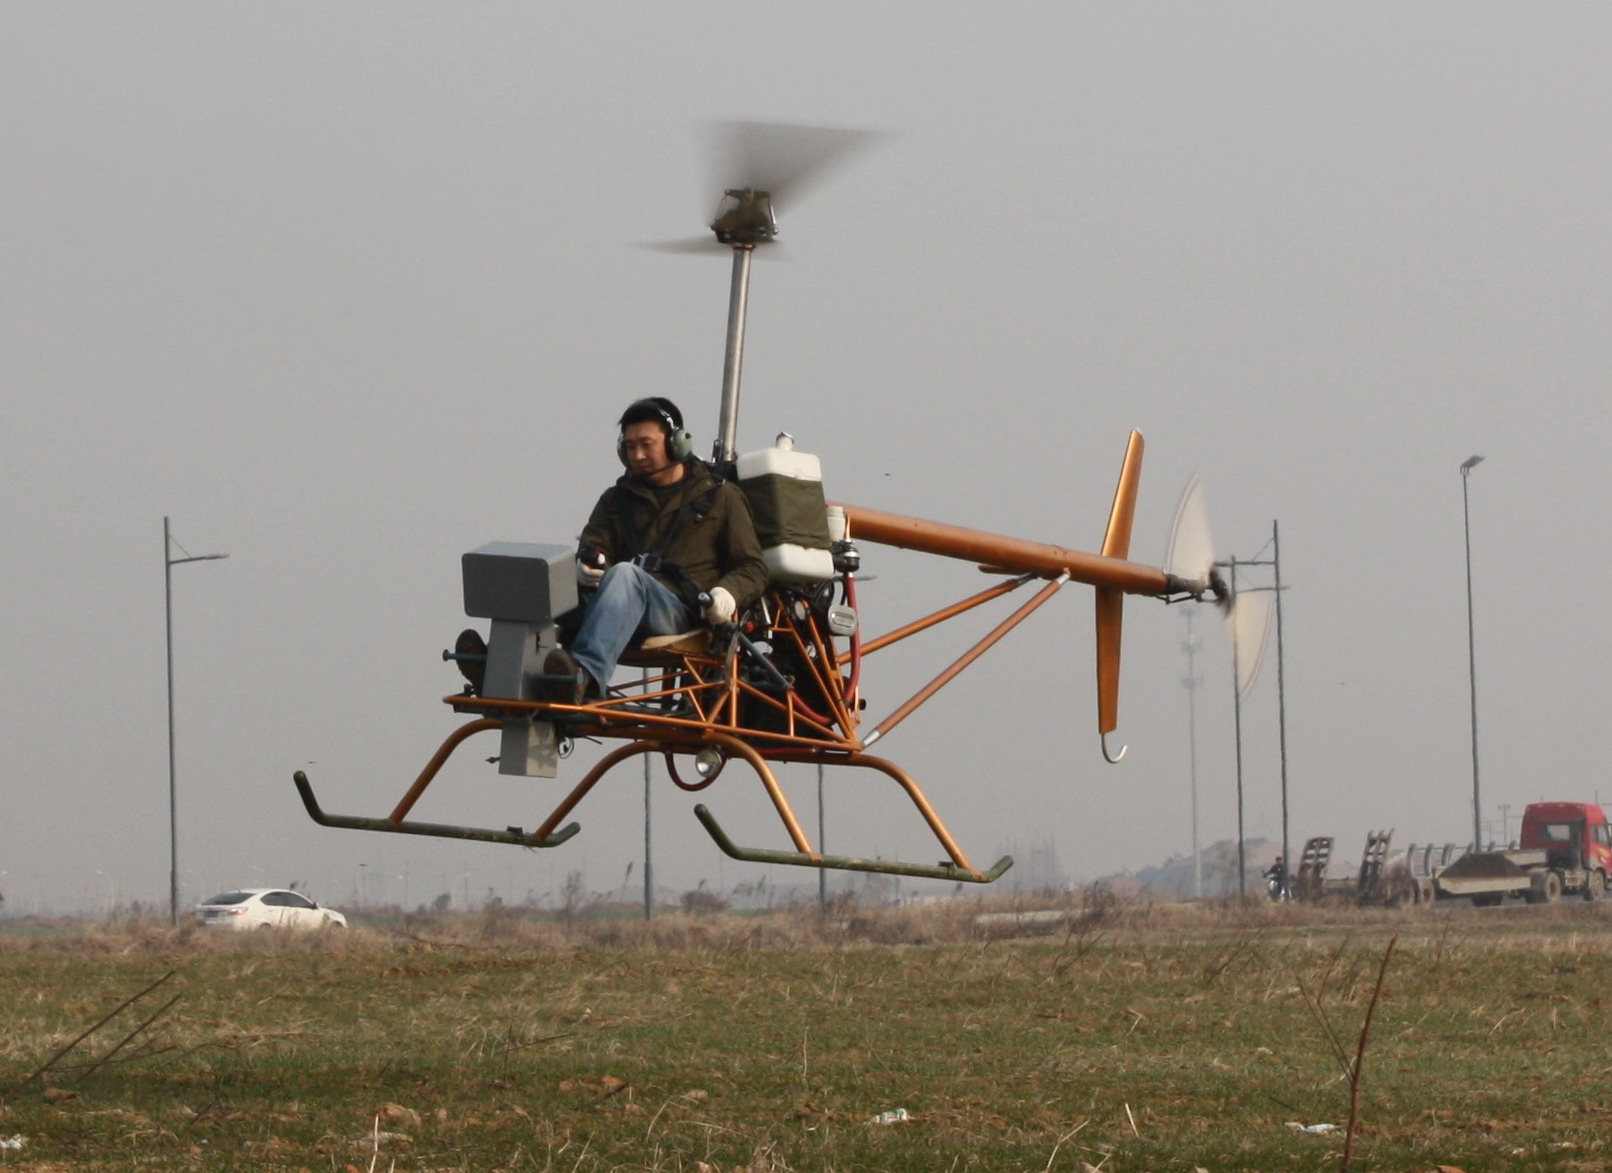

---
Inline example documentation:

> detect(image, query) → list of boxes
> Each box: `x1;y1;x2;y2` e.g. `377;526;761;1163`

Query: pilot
543;397;768;703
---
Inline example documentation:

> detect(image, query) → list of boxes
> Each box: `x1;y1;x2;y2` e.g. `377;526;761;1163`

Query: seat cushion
617;629;713;666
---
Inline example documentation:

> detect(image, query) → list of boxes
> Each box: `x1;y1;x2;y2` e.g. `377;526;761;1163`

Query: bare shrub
680;886;730;915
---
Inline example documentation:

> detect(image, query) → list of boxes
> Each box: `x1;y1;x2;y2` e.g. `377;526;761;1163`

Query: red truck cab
1519;802;1612;879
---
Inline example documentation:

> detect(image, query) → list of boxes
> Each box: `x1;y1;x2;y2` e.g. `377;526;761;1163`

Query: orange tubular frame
295;430;1188;883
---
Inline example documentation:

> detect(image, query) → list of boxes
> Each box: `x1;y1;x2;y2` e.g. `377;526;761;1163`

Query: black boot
542;647;589;705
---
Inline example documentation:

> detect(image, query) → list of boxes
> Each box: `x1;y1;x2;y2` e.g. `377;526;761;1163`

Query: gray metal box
462;541;578;622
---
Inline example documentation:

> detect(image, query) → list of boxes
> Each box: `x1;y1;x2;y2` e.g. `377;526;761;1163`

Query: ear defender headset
617;397;695;468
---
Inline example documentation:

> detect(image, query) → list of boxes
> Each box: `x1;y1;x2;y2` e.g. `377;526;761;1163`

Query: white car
196;888;348;931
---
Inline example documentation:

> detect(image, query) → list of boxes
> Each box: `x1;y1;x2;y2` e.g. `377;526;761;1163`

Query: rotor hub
710;189;777;246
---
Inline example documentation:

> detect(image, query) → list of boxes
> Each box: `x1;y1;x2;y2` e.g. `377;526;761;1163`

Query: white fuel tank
736;435;835;584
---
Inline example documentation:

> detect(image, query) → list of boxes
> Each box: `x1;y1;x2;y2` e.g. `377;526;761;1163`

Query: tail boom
830;508;1170;596
835;430;1166;760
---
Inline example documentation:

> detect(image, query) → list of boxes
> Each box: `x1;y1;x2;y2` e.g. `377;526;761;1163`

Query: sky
4;3;1611;916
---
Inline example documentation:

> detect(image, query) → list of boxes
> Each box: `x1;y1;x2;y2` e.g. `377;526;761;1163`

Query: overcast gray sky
5;3;1610;915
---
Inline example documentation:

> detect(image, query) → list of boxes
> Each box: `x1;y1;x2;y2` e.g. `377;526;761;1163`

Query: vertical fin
1095;431;1144;751
1101;430;1145;562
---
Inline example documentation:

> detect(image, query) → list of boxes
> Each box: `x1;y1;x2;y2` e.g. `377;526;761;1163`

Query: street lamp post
1460;456;1484;849
167;517;228;926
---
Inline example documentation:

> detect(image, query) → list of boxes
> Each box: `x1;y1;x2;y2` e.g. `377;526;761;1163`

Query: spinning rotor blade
641;236;798;260
1164;475;1270;695
1226;588;1275;700
642;238;731;255
704;120;879;211
641;122;876;254
1164;474;1216;594
1162;475;1271;695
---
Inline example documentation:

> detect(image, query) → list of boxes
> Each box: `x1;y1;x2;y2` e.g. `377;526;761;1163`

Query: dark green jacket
579;459;770;610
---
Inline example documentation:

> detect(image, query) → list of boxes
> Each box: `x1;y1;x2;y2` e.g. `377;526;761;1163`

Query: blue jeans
569;562;693;693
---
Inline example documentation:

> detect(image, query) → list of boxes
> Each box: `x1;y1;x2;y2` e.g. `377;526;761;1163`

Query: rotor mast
708;188;776;465
715;244;753;464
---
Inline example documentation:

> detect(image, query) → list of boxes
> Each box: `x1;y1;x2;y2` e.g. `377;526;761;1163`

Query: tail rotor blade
1226;589;1274;699
1165;474;1215;592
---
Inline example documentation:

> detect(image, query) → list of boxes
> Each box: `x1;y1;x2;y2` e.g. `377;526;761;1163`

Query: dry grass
3;897;1610;1171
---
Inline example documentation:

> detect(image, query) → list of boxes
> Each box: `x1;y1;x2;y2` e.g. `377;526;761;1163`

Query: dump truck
1420;802;1612;906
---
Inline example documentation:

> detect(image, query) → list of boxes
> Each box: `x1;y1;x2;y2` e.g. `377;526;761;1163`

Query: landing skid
290;716;1011;884
694;804;1012;883
293;770;579;849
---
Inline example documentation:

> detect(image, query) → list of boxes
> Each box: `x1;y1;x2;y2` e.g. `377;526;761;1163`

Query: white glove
576;553;606;587
702;586;737;625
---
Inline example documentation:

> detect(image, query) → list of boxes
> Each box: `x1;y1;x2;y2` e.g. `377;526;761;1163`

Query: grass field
2;898;1610;1172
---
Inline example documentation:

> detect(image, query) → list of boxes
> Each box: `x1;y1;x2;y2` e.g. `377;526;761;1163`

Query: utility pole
1181;605;1204;899
1229;557;1247;898
1223;522;1291;899
1271;521;1291;898
1460;455;1485;849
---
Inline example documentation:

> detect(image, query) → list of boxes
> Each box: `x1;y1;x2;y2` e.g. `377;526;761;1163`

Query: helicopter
293;122;1228;884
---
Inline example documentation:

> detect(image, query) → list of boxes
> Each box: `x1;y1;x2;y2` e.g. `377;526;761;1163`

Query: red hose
844;573;862;703
665;750;719;791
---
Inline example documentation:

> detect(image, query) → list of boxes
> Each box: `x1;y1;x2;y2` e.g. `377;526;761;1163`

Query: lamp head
1461;454;1485;473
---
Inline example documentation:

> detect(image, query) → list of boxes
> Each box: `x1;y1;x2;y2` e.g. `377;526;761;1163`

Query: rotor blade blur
1164;474;1215;588
637;238;794;259
639;237;727;255
704;120;880;210
1225;590;1274;700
